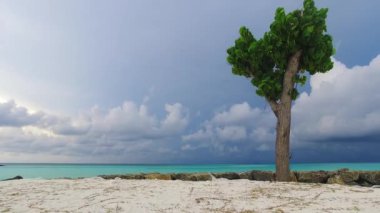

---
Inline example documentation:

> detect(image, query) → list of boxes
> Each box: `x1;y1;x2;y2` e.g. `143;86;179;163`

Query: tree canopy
227;0;334;101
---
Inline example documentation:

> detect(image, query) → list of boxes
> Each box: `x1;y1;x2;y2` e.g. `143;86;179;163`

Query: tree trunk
273;50;302;182
275;102;292;181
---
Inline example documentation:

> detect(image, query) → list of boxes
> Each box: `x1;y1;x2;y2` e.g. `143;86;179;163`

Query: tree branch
280;50;302;103
266;98;279;118
248;70;280;118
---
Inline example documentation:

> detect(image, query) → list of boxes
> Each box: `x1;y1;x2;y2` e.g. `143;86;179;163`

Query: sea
1;163;379;180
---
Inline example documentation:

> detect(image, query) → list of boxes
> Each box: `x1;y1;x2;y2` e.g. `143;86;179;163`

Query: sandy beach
1;178;379;213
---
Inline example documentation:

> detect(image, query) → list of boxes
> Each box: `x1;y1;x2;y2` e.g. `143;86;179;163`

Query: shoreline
2;163;380;180
1;178;379;212
3;169;380;187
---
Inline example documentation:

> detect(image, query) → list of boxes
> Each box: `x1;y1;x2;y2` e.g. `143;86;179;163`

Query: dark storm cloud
0;1;380;163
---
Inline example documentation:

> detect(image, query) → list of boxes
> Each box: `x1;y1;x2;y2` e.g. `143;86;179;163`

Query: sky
0;0;380;163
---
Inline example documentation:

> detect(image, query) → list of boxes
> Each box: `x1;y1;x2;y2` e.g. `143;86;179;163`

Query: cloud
183;55;380;153
48;114;91;136
212;102;261;125
89;102;159;140
182;124;214;142
292;55;380;143
182;102;276;152
216;126;247;141
0;100;44;127
161;103;189;134
0;100;188;163
2;55;380;163
45;101;189;140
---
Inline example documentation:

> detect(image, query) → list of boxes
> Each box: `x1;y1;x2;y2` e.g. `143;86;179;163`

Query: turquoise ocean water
1;163;379;180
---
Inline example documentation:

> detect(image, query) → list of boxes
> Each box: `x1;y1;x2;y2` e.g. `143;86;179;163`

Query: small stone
295;171;330;183
251;171;275;181
290;172;297;182
337;168;350;173
171;173;192;181
359;172;380;185
144;173;172;180
192;173;212;181
327;175;345;185
239;171;252;180
339;172;359;185
171;173;211;181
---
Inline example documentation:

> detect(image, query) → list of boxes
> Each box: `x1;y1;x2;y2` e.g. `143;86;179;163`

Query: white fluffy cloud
2;55;380;162
45;101;189;140
183;55;380;151
292;55;380;143
0;100;44;127
216;126;247;141
161;103;189;134
182;102;276;152
0;100;188;162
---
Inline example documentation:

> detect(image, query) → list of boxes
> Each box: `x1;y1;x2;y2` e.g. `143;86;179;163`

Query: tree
226;0;334;181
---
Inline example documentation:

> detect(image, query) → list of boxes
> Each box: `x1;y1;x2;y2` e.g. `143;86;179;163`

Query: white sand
1;178;379;213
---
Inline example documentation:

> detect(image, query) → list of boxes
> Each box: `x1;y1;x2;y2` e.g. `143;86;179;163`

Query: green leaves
304;25;314;37
226;0;334;102
252;72;283;100
294;74;307;86
226;27;257;77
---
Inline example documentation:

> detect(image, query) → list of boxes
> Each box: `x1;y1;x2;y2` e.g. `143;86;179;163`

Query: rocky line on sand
3;169;380;187
98;169;380;187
